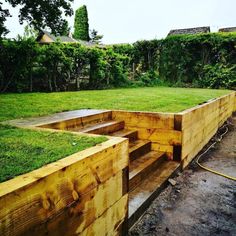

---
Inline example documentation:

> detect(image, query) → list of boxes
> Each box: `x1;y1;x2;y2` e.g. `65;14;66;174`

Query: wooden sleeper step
110;129;138;141
128;161;180;228
129;151;167;191
77;120;125;135
129;140;151;161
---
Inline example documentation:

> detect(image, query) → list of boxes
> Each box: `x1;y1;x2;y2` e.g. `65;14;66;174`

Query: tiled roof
219;27;236;33
37;30;97;46
168;27;210;36
42;31;77;42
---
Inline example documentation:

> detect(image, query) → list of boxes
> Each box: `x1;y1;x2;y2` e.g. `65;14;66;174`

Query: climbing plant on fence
0;33;235;93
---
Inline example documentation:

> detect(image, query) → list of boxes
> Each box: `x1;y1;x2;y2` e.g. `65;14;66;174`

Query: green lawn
0;87;231;122
0;125;107;182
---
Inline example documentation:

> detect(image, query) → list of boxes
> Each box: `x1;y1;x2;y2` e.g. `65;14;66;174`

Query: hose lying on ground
195;124;236;181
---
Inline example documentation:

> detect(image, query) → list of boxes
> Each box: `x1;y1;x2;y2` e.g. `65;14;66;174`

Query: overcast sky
3;0;236;44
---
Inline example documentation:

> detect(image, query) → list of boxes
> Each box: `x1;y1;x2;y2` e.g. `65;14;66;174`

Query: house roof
36;30;96;46
168;26;210;36
36;30;77;43
219;27;236;33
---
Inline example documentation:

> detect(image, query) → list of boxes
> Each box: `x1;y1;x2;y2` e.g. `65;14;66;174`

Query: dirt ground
129;116;236;236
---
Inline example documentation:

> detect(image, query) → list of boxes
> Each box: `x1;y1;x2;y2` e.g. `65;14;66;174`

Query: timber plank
181;121;219;159
0;138;129;236
110;129;138;142
39;110;112;130
80;195;128;236
76;120;125;134
135;128;182;146
129;151;166;191
182;113;219;146
181;101;220;130
182;109;219;144
128;161;180;228
16;171;125;236
151;143;173;159
129;140;151;161
112;111;175;130
181;92;235;165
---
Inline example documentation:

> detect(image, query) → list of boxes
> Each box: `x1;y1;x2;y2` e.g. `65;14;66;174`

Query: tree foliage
73;5;89;41
0;0;73;38
90;29;103;44
0;3;10;37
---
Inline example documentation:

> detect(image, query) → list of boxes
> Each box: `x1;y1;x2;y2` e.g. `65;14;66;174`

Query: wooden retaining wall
112;92;236;167
0;137;129;236
178;92;236;168
112;111;182;159
1;93;236;236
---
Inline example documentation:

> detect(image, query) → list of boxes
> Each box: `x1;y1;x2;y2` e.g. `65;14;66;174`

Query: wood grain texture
151;143;173;159
40;111;112;130
112;111;175;130
80;194;128;236
180;92;236;169
112;110;177;158
0;137;129;236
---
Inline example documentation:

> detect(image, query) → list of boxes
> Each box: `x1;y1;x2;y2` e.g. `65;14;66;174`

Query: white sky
3;0;236;44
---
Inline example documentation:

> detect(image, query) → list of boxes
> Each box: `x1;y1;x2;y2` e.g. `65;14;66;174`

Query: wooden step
76;120;125;135
128;161;180;228
129;140;151;161
129;151;167;191
110;129;138;141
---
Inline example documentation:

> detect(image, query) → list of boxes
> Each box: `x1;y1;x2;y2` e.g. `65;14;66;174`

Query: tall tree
73;5;89;41
0;0;73;38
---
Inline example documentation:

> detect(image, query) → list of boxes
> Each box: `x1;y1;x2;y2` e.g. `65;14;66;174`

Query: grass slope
0;125;107;182
0;87;230;122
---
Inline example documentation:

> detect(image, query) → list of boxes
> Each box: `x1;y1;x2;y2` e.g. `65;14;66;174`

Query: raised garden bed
0;124;107;182
0;112;129;235
0;92;235;235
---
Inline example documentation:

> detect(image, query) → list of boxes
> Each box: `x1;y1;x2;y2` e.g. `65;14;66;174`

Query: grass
0;87;231;122
0;125;107;182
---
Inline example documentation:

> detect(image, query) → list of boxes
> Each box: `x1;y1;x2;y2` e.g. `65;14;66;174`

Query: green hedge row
0;38;130;92
0;33;235;92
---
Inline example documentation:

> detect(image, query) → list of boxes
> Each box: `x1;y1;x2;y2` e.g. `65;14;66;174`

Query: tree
21;25;39;39
73;5;89;41
90;29;103;44
0;3;10;37
59;21;71;36
0;0;73;38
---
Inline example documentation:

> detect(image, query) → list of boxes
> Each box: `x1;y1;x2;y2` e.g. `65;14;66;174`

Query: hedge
0;33;235;93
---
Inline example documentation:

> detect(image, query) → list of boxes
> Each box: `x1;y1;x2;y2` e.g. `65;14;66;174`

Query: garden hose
196;125;236;181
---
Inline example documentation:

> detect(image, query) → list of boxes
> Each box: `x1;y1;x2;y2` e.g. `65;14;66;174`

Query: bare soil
129;116;236;236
